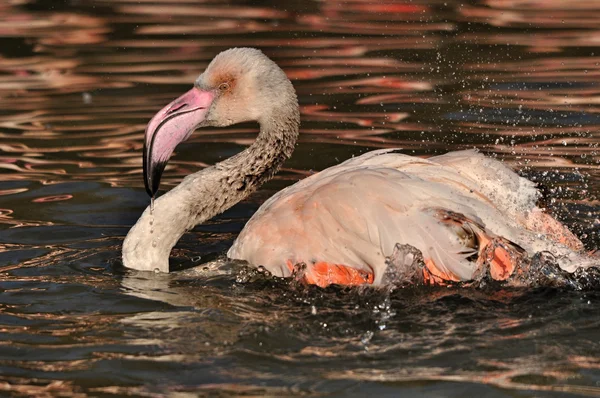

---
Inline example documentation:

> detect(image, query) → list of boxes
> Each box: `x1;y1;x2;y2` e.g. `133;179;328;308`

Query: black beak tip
143;179;155;198
143;160;167;198
142;140;162;198
143;141;152;197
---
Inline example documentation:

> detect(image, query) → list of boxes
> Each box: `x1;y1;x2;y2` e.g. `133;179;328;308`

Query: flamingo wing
228;149;586;286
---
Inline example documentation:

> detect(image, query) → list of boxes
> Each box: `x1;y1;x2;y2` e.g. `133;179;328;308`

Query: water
1;0;600;395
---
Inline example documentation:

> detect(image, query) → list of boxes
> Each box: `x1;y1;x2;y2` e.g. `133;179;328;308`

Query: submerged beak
143;88;214;197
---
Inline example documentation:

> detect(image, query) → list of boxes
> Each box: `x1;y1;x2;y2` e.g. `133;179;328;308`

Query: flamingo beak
143;88;215;197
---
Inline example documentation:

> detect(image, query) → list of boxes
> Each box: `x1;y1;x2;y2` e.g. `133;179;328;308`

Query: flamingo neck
122;105;300;273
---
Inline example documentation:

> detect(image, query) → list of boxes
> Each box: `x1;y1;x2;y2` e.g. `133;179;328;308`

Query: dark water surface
1;0;600;396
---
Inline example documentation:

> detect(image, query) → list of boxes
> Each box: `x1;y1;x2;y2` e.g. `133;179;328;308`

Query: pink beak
143;88;215;197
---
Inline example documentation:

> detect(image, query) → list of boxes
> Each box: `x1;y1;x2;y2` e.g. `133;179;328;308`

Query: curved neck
122;104;300;272
218;108;300;191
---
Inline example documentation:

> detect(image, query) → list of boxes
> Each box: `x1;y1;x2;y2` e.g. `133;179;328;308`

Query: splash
383;243;427;287
383;243;600;290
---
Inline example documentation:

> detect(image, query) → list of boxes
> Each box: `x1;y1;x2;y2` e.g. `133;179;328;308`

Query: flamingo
122;48;594;287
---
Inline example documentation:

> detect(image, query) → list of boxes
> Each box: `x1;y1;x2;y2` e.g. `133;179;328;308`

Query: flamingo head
143;47;287;197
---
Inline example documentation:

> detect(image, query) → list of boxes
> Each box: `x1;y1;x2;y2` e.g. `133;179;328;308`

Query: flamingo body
229;149;584;286
122;48;593;287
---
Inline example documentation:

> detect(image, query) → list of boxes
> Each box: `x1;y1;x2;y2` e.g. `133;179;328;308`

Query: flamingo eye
218;82;230;91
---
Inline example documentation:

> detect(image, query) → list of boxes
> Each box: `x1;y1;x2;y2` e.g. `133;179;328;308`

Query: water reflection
0;0;599;395
120;267;600;396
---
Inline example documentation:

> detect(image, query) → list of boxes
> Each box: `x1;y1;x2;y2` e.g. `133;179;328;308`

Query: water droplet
361;330;374;345
311;305;317;315
152;240;157;248
82;92;92;104
154;268;160;274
